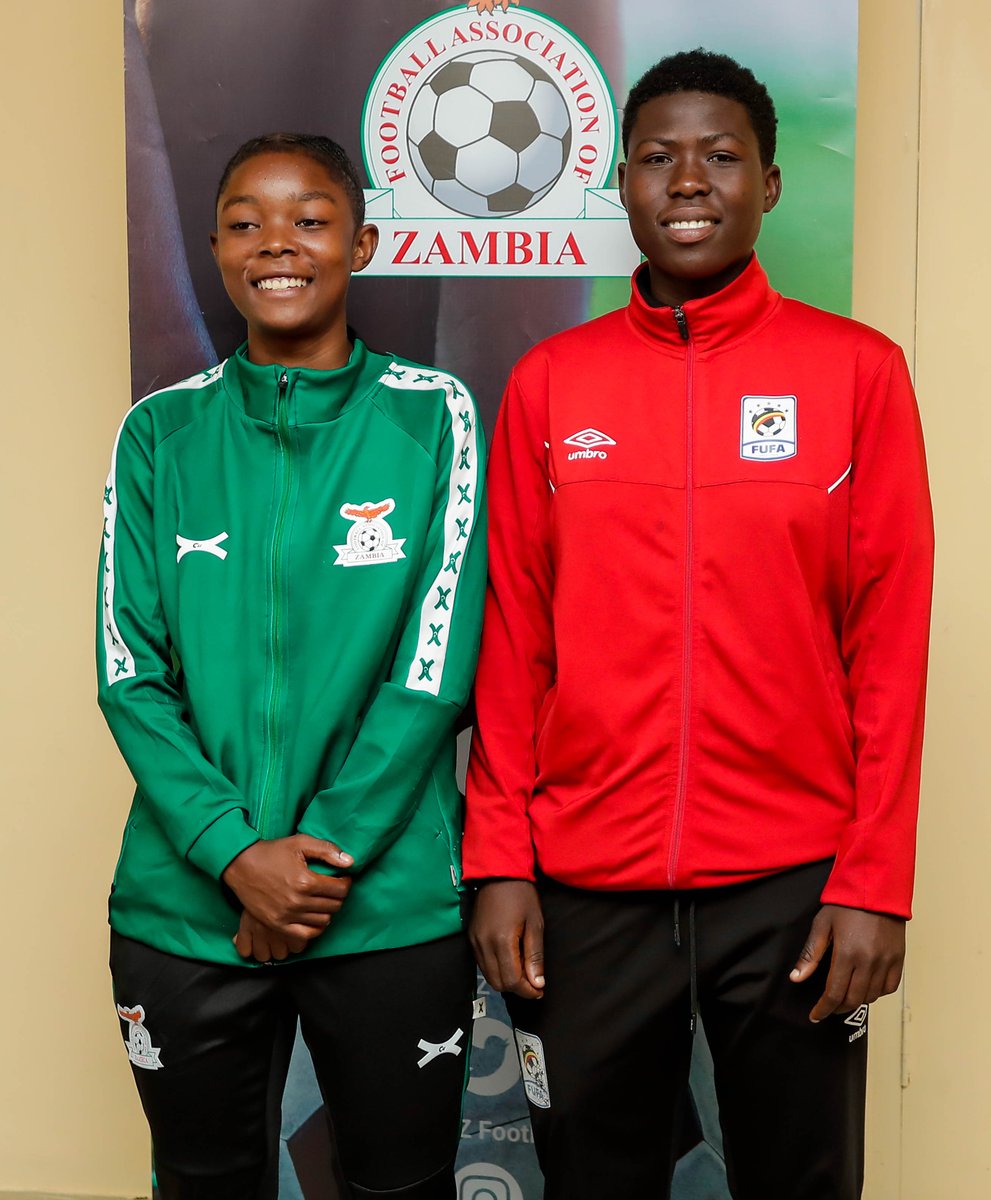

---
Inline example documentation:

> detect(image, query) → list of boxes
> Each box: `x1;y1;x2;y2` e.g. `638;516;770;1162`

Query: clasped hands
222;834;353;963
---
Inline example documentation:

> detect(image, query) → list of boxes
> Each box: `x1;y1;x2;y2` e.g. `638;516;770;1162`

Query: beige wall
853;2;922;1194
0;1;988;1196
857;2;991;1197
902;0;991;1195
845;1;991;1194
0;4;149;1196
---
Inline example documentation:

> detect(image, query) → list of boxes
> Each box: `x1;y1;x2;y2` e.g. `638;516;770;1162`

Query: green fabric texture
98;339;486;964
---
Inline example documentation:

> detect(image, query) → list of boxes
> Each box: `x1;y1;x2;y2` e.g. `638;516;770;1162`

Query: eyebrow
220;194;256;212
220;189;340;212
700;132;747;146
641;131;748;149
296;190;339;204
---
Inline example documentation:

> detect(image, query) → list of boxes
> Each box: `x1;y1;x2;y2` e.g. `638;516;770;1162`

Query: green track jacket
97;339;486;965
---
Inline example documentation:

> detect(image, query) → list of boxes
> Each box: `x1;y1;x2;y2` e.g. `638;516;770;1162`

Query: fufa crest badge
116;1004;164;1071
514;1028;551;1109
334;499;407;567
740;395;797;460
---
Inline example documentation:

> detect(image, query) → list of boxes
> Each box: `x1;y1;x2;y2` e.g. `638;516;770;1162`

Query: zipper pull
276;370;289;423
673;306;690;341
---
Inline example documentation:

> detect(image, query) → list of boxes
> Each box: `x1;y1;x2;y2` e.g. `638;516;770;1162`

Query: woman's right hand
222;834;354;942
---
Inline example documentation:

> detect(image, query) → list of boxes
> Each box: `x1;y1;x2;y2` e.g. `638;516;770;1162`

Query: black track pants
504;861;869;1200
110;932;475;1199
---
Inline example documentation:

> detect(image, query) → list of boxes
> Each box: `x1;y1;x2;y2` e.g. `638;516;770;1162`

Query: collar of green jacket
225;337;390;427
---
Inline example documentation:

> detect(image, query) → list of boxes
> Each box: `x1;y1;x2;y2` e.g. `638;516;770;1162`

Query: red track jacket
464;257;933;918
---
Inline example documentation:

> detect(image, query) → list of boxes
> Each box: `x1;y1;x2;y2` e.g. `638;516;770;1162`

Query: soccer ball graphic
752;408;787;436
351;522;386;554
407;50;572;217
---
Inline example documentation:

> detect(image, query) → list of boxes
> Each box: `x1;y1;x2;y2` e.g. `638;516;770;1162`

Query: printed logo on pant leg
116;1004;164;1070
844;1004;869;1043
514;1029;551;1109
417;1026;465;1068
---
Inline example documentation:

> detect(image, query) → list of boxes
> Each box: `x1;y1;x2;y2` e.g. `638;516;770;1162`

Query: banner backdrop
123;2;857;1196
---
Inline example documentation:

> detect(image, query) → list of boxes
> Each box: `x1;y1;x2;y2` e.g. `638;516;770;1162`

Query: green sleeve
297;385;487;868
96;402;260;879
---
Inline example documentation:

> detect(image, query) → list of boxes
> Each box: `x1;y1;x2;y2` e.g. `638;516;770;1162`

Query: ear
763;164;782;214
209;231;220;264
352;223;379;273
617;161;628;210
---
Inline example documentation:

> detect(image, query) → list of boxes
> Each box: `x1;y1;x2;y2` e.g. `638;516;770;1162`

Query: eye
296;217;327;228
709;152;739;164
642;152;672;166
228;220;257;231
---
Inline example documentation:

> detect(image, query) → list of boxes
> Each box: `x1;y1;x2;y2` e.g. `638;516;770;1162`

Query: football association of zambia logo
740;395;798;460
116;1004;164;1071
334;499;407;567
361;3;638;276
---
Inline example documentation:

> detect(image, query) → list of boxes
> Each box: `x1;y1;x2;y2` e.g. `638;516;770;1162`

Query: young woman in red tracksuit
464;49;933;1200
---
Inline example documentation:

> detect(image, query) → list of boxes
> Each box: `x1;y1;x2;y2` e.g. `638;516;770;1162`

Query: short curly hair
215;133;365;228
622;49;777;167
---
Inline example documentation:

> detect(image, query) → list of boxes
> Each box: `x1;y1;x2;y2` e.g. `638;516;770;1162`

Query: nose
259;220;297;257
668;157;711;198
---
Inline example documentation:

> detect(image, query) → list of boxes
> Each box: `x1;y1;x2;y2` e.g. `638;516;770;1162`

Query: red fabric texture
464;258;934;918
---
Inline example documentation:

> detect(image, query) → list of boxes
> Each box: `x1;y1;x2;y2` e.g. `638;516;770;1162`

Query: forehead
220;150;346;203
628;91;757;148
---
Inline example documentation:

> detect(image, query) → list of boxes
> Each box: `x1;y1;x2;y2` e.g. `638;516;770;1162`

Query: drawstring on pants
673;897;699;1036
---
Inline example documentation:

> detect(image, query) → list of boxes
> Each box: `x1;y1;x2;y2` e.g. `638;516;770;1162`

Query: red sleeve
821;347;935;918
464;365;554;881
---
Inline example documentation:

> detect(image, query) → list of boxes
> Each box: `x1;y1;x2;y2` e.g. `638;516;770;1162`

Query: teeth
667;220;714;229
255;277;308;290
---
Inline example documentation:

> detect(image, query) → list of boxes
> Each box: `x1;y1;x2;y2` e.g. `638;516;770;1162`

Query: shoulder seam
138;360;229;404
370;360;477;465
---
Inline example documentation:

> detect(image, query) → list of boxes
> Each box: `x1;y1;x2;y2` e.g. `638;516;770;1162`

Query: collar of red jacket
626;253;782;352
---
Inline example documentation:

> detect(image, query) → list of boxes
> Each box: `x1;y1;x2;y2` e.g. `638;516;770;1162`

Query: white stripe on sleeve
379;364;479;697
101;362;226;686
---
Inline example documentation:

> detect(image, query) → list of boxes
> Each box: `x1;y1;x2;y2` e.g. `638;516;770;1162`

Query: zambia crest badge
116;1004;164;1071
334;499;407;567
740;395;797;460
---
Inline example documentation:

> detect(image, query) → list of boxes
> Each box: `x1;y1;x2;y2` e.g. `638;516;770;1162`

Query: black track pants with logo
504;860;870;1200
110;931;475;1200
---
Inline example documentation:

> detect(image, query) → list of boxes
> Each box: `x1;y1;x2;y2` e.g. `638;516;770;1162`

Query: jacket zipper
257;370;293;838
668;306;693;888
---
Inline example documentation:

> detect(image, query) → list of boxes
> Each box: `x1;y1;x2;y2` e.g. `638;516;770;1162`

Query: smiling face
211;150;377;369
618;91;781;308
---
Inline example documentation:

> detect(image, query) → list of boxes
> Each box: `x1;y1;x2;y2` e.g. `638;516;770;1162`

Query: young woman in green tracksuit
98;133;486;1200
